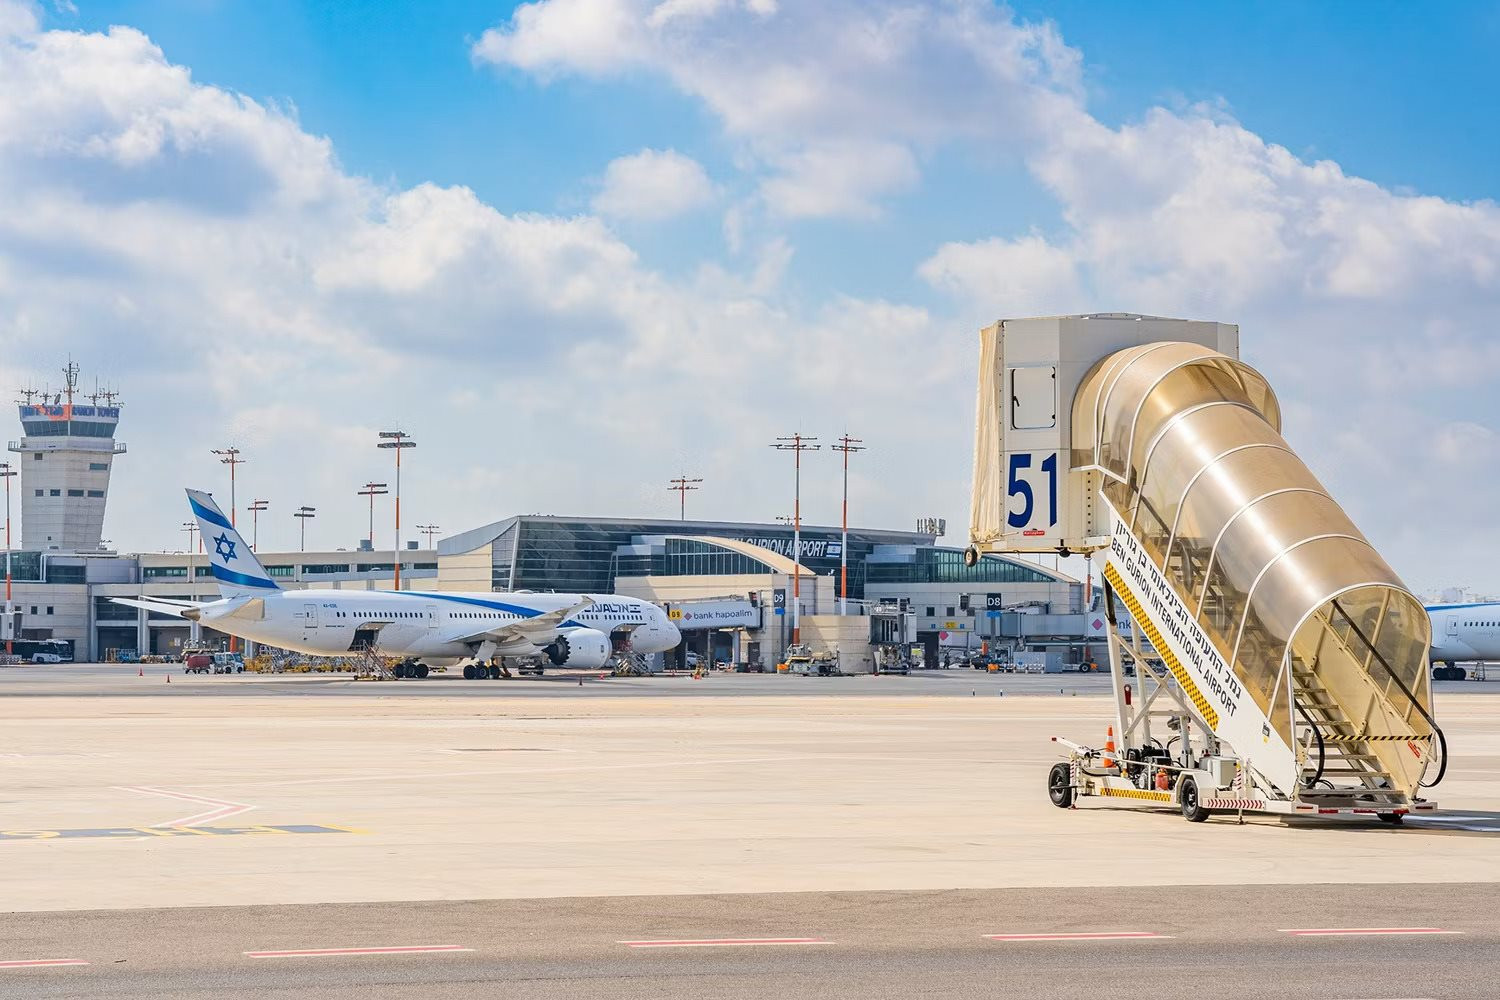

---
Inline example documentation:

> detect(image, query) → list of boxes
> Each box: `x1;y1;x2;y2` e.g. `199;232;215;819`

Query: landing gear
488;664;502;680
463;664;476;680
1434;663;1466;681
393;661;429;679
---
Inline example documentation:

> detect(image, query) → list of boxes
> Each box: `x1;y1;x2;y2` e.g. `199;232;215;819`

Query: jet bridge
968;314;1445;822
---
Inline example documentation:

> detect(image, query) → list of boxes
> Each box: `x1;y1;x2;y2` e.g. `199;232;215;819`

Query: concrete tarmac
1;883;1496;999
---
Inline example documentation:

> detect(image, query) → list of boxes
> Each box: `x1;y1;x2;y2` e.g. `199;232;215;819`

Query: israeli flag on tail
186;488;280;597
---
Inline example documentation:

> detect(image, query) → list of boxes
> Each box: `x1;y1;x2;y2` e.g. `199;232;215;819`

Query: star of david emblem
213;532;237;562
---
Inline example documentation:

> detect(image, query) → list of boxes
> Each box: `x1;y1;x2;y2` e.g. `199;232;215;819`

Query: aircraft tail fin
186;488;280;597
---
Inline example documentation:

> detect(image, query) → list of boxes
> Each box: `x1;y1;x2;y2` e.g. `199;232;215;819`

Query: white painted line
0;959;90;968
985;931;1171;941
1278;928;1461;937
117;785;257;827
620;938;831;949
245;945;472;958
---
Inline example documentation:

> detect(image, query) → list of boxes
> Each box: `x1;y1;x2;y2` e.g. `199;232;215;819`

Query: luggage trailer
965;316;1447;824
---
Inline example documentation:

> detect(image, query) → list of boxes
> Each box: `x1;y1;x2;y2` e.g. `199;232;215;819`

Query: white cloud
591;148;716;221
919;234;1082;318
474;0;1084;218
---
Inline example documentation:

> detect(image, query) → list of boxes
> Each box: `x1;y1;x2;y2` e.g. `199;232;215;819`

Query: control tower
8;362;126;551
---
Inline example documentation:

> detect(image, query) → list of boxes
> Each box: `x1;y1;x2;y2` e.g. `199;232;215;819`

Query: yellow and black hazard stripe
1104;563;1220;730
1098;786;1173;803
1353;734;1433;742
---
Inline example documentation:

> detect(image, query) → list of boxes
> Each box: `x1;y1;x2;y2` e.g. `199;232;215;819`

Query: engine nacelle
545;627;611;669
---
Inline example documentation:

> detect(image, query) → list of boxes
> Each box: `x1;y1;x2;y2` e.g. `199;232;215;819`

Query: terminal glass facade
865;547;1058;585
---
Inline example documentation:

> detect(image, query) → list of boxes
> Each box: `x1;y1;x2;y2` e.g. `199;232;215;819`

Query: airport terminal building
0;379;1096;665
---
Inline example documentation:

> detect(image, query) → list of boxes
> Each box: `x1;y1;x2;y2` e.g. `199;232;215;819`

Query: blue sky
3;1;1498;593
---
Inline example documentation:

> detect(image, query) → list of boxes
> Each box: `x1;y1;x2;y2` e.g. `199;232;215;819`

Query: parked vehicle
31;652;63;664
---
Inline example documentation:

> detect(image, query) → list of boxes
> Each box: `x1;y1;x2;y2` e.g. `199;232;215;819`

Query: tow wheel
1047;762;1074;809
462;664;475;680
1179;777;1209;823
1378;812;1406;825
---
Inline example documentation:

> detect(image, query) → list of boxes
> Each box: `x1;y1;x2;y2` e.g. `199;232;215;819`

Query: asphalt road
1;883;1495;999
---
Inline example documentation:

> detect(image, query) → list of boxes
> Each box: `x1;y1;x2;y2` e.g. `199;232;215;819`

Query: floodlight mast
770;434;819;645
377;431;416;590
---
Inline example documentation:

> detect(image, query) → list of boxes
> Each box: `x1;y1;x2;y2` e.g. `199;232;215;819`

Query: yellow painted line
1104;564;1220;730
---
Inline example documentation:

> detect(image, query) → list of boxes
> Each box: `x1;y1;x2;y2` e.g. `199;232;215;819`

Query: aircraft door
425;604;438;630
1447;614;1458;637
303;603;320;629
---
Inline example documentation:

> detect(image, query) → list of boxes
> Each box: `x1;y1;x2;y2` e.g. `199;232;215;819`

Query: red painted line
245;945;472;958
985;932;1170;941
1278;928;1460;937
0;959;89;968
620;938;831;948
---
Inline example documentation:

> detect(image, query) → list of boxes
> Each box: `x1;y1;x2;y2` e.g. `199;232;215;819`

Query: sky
0;0;1496;595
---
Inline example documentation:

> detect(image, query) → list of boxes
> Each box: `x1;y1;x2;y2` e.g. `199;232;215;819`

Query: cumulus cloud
591;148;716;221
475;0;1084;218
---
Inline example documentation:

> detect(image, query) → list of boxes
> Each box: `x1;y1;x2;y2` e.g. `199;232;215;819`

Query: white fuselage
1428;603;1500;664
197;589;679;663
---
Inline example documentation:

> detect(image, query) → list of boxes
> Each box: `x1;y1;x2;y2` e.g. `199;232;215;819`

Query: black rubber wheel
462;664;475;680
487;664;501;680
1378;812;1406;825
1047;763;1074;809
1180;777;1210;823
416;664;429;679
392;663;407;679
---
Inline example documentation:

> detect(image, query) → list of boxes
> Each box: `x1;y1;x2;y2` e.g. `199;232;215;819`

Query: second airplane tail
186;488;281;597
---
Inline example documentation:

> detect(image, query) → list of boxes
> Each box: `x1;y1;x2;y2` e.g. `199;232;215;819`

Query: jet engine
545;627;611;669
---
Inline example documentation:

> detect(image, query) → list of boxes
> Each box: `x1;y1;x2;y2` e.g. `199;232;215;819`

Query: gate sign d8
1005;450;1059;537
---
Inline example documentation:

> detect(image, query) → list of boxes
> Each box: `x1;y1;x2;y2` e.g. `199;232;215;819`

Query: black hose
1296;701;1325;787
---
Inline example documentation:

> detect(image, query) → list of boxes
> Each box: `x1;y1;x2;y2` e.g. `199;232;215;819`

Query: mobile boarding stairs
967;315;1447;823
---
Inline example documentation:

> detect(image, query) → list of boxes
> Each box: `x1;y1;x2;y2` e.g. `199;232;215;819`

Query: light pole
830;434;864;615
0;462;13;654
294;506;316;552
211;447;243;526
668;475;702;520
771;434;819;645
248;499;269;550
416;523;440;549
182;521;200;641
377;431;416;590
358;482;389;548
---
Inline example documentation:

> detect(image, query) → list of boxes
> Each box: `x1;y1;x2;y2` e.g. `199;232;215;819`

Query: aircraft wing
452;597;594;647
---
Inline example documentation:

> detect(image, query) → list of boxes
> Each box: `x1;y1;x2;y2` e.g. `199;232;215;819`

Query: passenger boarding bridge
968;315;1445;822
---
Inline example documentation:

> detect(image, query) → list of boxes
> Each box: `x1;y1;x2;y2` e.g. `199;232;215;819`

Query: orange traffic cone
137;665;144;677
1102;726;1116;768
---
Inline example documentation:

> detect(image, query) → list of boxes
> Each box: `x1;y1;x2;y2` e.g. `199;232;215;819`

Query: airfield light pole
248;499;269;550
830;434;865;616
416;524;440;549
377;431;416;591
294;506;316;552
182;521;201;641
358;482;389;548
0;462;12;654
771;434;819;646
211;448;243;525
668;475;702;520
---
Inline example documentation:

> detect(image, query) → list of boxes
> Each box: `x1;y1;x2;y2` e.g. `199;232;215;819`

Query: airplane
113;489;681;679
1428;602;1500;680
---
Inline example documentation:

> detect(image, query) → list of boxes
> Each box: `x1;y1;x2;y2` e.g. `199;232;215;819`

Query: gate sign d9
1005;451;1059;537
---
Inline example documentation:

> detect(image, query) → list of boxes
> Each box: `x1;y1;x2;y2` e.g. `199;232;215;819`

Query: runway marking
0;824;361;842
984;932;1171;941
1278;928;1461;937
0;959;89;968
117;785;257;827
620;938;832;948
245;945;471;958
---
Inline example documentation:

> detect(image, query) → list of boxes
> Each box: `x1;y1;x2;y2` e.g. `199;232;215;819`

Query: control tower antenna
16;386;37;406
667;474;702;520
62;358;79;408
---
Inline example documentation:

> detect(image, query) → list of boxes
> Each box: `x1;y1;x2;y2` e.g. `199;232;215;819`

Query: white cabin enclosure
970;314;1446;822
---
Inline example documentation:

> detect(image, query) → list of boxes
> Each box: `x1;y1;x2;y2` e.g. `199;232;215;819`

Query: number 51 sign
1005;451;1059;538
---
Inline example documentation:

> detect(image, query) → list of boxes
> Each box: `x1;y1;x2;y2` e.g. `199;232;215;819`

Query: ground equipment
969;315;1445;823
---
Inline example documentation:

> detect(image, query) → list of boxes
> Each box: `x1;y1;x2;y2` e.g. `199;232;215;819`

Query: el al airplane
1428;601;1500;679
113;490;681;678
